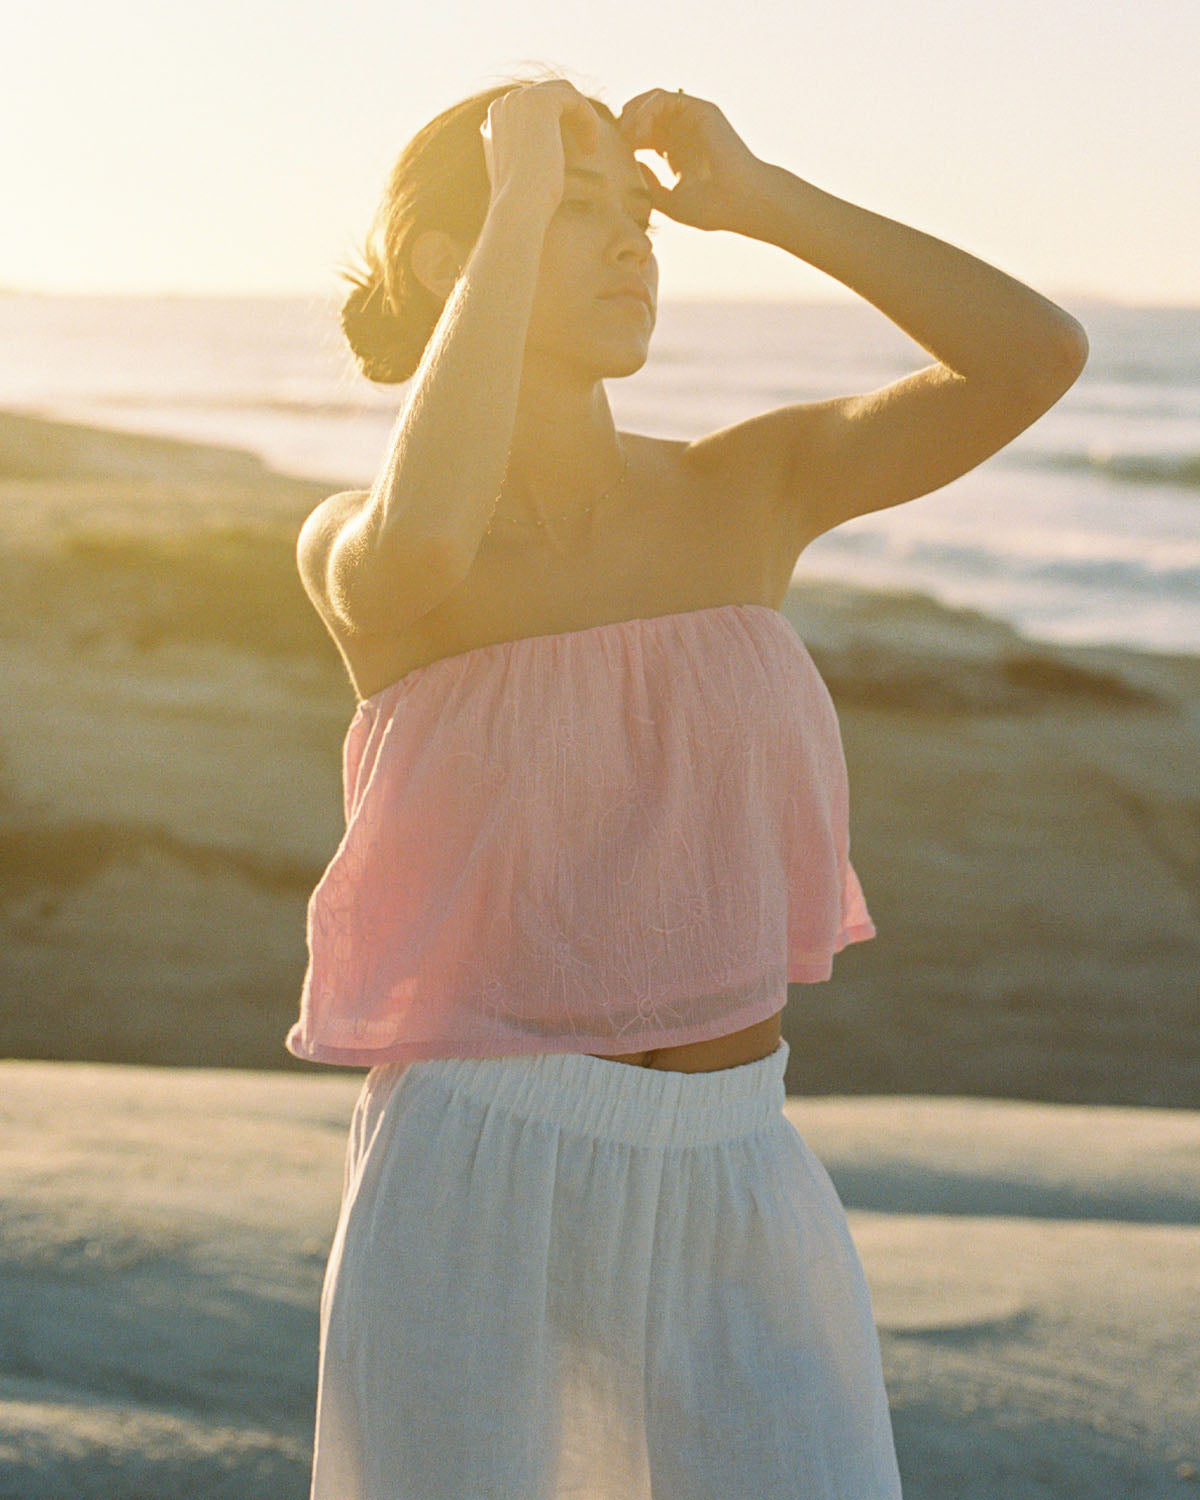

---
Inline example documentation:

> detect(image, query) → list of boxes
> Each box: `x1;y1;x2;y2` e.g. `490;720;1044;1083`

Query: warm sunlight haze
7;0;1196;303
3;4;1197;1497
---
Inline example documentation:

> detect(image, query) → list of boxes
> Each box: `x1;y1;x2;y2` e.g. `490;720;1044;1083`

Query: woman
289;71;1087;1498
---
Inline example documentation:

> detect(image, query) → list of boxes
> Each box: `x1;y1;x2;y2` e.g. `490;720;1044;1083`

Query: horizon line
0;284;1193;312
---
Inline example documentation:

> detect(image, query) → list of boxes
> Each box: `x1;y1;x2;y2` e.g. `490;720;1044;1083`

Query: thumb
637;159;672;211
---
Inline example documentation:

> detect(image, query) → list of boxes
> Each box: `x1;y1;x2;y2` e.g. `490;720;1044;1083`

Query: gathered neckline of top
351;602;794;715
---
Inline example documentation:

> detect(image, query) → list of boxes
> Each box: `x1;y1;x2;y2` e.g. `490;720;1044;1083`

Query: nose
611;212;655;265
589;196;650;247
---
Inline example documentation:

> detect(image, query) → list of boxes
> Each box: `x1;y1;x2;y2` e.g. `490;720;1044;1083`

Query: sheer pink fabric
286;604;875;1067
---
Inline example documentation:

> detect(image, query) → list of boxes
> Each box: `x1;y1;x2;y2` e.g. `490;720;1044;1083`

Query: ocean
3;289;1197;656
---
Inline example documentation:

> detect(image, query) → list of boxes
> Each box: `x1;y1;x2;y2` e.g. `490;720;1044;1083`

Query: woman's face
525;119;659;380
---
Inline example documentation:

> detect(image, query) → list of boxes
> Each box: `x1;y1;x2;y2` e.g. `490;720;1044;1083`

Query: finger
565;95;601;151
618;90;657;124
617;89;667;138
622;89;686;150
636;159;671;210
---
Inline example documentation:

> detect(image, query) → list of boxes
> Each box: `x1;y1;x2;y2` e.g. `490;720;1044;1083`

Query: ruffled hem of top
786;915;877;982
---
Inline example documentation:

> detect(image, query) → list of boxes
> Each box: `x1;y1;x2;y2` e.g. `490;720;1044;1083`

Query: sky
5;0;1196;308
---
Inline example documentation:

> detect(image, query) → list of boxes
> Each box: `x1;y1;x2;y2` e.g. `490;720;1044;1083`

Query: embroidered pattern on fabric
287;605;876;1066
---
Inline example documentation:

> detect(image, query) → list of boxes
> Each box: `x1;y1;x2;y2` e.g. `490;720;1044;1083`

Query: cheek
538;231;603;294
557;222;603;264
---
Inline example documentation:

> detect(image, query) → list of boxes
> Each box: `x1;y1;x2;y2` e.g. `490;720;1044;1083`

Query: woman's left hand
617;89;776;235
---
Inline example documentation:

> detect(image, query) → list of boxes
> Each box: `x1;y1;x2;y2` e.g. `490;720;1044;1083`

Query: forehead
563;126;651;203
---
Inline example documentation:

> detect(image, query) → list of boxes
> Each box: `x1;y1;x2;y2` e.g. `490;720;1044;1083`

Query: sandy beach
1;407;1198;1494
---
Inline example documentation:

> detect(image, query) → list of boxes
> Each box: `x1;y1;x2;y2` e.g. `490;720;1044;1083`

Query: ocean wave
60;391;386;419
1015;447;1200;489
885;536;1200;595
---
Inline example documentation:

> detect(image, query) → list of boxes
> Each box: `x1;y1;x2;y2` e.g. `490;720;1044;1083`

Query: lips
604;293;651;320
601;284;653;314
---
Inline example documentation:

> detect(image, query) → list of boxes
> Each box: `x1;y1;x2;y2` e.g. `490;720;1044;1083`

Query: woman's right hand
480;80;604;225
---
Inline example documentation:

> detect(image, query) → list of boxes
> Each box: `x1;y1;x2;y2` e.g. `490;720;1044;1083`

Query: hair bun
339;273;415;384
336;75;618;386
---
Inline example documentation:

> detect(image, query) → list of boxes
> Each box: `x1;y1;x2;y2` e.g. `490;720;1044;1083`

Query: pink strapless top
285;603;875;1067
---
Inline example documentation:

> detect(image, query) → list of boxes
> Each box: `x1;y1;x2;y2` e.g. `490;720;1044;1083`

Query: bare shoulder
295;488;371;618
674;418;786;553
296;488;370;563
679;410;782;489
673;417;807;604
619;428;773;555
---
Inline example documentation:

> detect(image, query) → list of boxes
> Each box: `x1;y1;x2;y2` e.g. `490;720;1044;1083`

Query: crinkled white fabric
288;605;876;1069
307;1039;903;1499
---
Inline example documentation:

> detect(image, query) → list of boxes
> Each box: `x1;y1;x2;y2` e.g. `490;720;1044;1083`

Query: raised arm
618;90;1088;549
316;196;548;635
309;80;603;635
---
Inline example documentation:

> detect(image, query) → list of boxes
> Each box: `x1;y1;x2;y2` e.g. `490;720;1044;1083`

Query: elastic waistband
394;1040;790;1149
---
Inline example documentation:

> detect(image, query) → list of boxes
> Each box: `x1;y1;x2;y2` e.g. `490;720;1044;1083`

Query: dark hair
337;69;619;384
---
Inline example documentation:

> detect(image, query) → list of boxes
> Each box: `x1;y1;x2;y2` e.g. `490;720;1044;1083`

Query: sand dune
1;1060;1197;1498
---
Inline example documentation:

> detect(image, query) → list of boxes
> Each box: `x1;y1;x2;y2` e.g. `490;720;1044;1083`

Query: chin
584;327;651;378
603;345;652;379
595;311;654;370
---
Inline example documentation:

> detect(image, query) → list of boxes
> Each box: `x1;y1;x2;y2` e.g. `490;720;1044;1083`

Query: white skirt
307;1038;903;1499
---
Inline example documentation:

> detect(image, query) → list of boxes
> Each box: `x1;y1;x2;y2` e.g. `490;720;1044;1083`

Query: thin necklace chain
487;446;631;532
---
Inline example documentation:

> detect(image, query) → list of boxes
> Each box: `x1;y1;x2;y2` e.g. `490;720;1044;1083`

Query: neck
493;370;626;529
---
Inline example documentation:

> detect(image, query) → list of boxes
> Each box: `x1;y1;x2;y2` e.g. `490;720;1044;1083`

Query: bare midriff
584;1010;783;1073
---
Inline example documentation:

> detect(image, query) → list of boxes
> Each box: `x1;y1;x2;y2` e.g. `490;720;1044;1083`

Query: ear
408;228;469;302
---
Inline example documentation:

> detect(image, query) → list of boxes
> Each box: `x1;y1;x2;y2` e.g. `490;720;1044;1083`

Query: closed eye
563;200;657;234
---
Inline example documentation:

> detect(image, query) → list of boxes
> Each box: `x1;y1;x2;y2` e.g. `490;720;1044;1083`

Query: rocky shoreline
1;408;1197;1105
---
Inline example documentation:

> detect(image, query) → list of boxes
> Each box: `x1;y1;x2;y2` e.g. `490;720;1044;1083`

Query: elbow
1058;316;1090;379
970;318;1090;405
1024;317;1090;399
325;512;467;638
